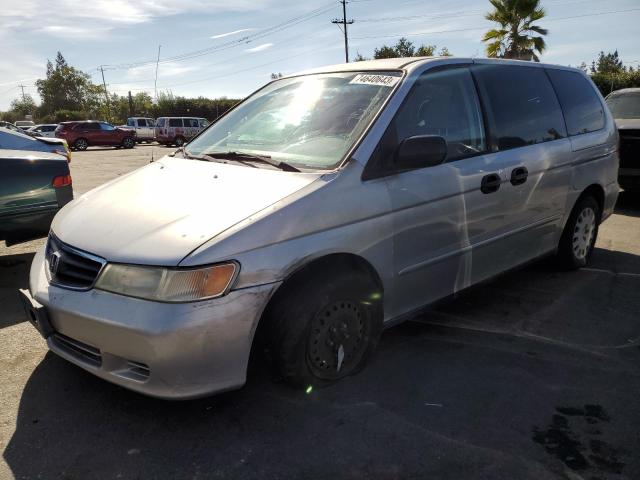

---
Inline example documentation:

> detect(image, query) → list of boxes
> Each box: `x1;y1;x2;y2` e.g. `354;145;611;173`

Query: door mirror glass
395;135;447;170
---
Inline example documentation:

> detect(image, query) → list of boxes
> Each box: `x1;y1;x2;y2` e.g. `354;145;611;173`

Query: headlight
95;262;238;302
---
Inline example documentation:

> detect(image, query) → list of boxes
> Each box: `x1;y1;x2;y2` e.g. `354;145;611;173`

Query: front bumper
28;247;279;399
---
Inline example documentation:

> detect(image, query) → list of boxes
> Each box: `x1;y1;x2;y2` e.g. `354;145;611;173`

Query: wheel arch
249;252;384;362
575;183;605;220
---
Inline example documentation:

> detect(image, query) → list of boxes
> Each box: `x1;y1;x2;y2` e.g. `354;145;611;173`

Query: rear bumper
28;247;279;399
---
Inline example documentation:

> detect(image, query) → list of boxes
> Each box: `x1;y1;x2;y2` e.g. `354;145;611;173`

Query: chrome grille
46;234;105;290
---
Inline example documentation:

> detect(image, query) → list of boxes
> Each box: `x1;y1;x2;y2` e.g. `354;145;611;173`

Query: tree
591;50;624;74
10;95;37;118
483;0;548;62
373;38;451;59
353;52;369;62
36;51;102;115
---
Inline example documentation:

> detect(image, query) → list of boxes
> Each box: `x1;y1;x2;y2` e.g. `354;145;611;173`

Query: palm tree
483;0;548;62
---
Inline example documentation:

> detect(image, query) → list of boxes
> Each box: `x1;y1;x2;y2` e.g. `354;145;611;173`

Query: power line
332;0;354;63
351;7;640;39
100;3;336;71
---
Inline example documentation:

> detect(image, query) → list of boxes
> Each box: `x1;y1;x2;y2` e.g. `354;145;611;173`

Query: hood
615;118;640;130
52;157;321;265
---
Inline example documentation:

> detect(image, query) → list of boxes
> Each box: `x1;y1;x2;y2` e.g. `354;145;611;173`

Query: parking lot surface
1;146;639;479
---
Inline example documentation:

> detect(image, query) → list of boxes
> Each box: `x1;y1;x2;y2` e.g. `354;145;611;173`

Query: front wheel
174;136;185;147
557;196;600;269
266;269;383;388
122;137;135;149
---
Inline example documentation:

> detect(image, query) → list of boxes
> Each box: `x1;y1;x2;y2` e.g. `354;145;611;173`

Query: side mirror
395;135;447;170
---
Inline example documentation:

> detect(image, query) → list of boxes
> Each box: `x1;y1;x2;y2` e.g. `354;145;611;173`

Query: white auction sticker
349;73;400;87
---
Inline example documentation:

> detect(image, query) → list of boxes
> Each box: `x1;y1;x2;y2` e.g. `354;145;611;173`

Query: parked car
155;117;208;147
0;121;25;133
125;117;156;143
20;58;618;399
606;88;640;191
0;127;71;162
25;124;59;138
1;149;72;245
15;120;35;130
55;121;136;151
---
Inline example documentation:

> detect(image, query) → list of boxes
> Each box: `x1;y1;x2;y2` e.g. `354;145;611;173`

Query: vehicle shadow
4;249;640;479
0;252;34;329
615;190;640;217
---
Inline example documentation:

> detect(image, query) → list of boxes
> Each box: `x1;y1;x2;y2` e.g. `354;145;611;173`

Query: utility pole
99;65;111;122
128;91;134;117
154;44;161;103
332;0;354;63
18;84;26;101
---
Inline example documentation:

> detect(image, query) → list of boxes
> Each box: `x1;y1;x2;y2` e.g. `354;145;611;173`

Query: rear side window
473;64;566;150
137;119;147;127
83;123;100;130
169;118;183;127
547;69;604;135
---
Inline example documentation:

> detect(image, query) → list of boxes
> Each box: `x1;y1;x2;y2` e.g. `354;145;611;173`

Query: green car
0;148;73;246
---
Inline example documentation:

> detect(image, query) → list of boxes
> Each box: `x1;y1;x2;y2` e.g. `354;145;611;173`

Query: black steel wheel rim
306;300;369;380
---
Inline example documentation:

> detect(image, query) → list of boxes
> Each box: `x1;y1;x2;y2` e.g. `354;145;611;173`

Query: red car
55;121;136;151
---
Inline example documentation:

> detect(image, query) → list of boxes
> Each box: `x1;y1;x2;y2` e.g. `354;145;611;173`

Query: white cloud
245;43;274;53
211;28;254;39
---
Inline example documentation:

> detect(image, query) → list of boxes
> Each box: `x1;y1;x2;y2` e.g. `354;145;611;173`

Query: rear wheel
557;196;600;269
122;137;135;149
73;138;88;151
266;269;383;388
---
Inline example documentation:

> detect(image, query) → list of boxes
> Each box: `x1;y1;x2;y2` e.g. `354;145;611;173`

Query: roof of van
290;56;583;77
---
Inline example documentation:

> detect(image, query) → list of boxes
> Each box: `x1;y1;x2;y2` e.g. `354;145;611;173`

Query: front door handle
480;173;501;194
510;166;528;186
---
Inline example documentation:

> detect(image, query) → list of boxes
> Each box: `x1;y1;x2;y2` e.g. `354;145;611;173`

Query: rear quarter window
546;69;605;136
472;64;567;150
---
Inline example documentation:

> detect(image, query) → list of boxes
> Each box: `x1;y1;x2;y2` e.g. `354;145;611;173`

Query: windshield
606;93;640;119
185;71;402;170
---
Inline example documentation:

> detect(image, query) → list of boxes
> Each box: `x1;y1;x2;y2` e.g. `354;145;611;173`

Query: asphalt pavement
1;146;639;479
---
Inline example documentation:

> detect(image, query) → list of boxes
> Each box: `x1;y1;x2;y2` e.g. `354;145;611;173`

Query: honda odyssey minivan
20;57;619;399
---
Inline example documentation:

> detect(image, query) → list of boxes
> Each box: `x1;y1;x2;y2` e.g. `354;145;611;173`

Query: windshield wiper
184;151;258;168
205;151;301;172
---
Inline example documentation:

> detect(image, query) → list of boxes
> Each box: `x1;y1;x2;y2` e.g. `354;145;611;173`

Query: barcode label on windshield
349;74;400;87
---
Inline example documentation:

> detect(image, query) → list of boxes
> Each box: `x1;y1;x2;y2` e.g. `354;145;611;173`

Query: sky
1;0;639;111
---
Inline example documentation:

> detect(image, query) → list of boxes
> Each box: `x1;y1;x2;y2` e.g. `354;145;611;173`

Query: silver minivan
20;58;619;399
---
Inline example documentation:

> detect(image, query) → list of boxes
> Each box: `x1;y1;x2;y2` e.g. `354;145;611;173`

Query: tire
73;138;88;151
266;268;383;389
557;195;600;269
122;137;135;149
174;136;185;147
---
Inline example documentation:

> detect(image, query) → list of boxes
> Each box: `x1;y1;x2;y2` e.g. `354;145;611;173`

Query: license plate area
18;288;54;338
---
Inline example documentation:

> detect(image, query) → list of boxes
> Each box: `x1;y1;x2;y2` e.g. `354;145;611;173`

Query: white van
155;117;208;147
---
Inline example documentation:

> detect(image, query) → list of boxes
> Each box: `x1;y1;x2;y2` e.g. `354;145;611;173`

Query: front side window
137;119;147;127
100;123;115;131
155;118;165;127
83;123;100;130
473;64;566;150
606;93;640;119
185;71;402;170
127;119;135;127
390;67;486;163
547;69;605;135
